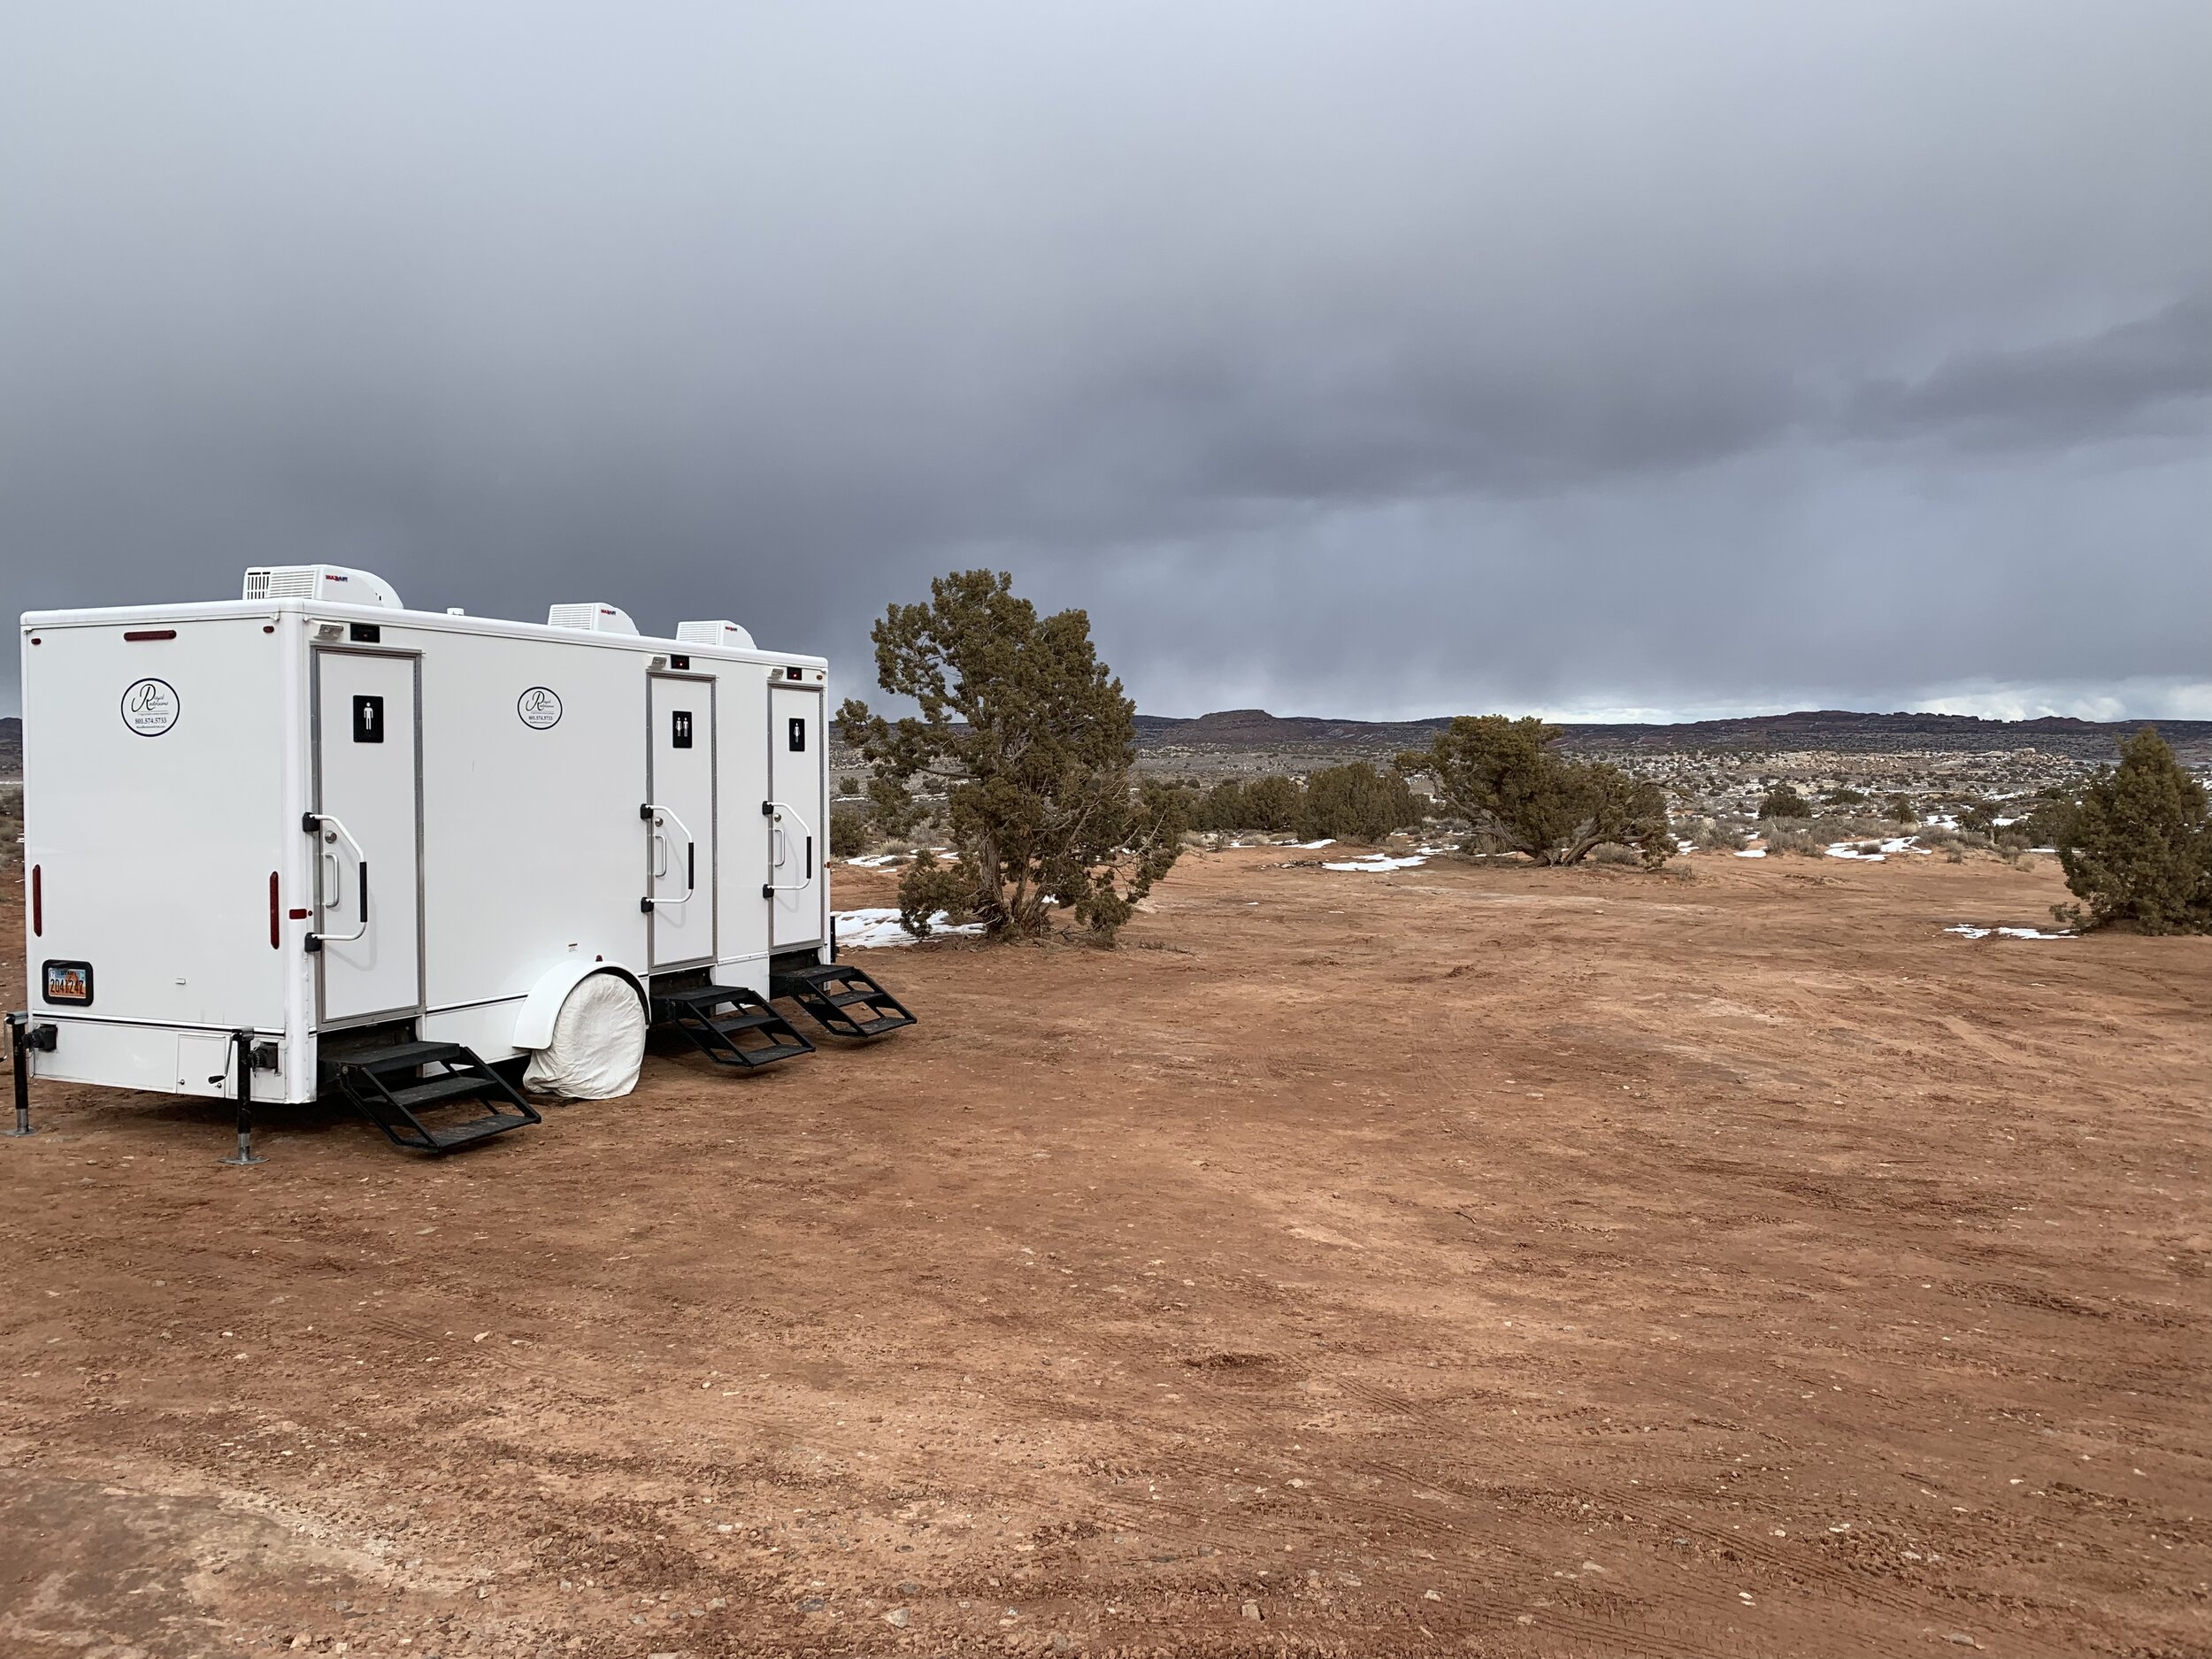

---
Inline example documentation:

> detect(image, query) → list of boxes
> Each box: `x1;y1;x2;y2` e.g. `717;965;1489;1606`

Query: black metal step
771;964;917;1040
343;1040;472;1075
415;1110;537;1151
333;1040;541;1156
382;1071;502;1113
654;985;814;1071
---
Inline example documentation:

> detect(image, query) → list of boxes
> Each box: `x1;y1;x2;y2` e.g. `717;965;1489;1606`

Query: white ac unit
242;565;404;610
547;603;640;634
676;619;756;650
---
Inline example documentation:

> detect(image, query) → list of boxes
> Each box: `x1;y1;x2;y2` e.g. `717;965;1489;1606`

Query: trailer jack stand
218;1027;265;1166
6;1013;55;1138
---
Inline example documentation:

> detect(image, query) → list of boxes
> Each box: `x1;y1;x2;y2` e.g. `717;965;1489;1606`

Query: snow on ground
833;907;986;949
1944;925;2076;941
1735;847;1768;857
1322;853;1429;872
1294;838;1337;849
1825;836;1932;862
844;854;904;869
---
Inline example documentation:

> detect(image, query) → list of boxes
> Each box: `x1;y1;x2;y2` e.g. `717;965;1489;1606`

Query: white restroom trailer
11;567;912;1156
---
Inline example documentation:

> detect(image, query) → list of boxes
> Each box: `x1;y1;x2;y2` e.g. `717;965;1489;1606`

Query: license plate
42;960;93;1006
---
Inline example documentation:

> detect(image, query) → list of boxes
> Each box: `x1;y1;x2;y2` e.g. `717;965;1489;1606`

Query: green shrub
1759;783;1811;818
1401;715;1671;868
2054;728;2211;933
1295;762;1424;844
895;859;973;939
828;804;868;859
1244;774;1302;832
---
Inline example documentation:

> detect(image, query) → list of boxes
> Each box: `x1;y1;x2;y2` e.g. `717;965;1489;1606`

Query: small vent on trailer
675;619;755;650
547;603;640;634
243;565;403;609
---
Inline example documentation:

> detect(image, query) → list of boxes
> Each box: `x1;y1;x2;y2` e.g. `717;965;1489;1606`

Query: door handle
640;803;695;910
761;801;815;894
303;812;369;944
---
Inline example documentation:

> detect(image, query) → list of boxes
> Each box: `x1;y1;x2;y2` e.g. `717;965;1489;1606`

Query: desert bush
1181;773;1308;834
838;569;1184;943
838;775;862;796
1763;826;1819;856
1245;774;1302;832
1686;816;1749;851
1823;787;1869;807
1952;797;2000;837
1295;762;1424;844
1401;716;1671;868
2014;787;2080;849
1886;793;1918;825
1758;783;1812;818
894;859;973;939
2052;727;2211;933
828;803;868;859
1187;779;1248;833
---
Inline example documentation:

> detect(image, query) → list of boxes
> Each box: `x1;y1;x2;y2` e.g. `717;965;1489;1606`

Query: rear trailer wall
21;615;298;1097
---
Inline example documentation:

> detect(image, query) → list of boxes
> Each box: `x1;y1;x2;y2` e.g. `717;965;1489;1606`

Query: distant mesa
1133;707;2211;760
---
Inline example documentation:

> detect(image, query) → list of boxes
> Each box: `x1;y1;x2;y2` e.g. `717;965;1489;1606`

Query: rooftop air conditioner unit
676;619;756;651
547;603;640;634
242;565;404;610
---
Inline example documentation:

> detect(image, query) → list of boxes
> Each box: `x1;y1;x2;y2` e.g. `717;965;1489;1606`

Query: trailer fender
512;960;647;1051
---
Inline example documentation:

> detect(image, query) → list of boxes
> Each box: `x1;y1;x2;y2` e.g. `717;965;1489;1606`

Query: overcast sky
3;3;2206;722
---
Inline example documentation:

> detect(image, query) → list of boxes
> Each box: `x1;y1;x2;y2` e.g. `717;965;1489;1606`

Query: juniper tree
837;569;1183;942
1758;783;1812;819
1400;715;1672;869
2054;727;2211;933
1295;762;1425;843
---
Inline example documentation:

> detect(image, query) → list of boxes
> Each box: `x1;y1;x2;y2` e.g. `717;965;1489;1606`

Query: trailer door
312;648;424;1025
647;673;716;970
767;683;826;950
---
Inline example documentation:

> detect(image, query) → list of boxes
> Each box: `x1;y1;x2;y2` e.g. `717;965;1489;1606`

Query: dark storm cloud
1847;296;2212;451
2;2;2207;721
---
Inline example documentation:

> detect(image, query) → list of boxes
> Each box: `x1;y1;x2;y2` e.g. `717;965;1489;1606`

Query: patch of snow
844;853;903;869
1944;925;2076;941
1294;838;1337;849
1826;843;1886;862
833;907;986;949
1322;854;1428;872
1734;848;1767;858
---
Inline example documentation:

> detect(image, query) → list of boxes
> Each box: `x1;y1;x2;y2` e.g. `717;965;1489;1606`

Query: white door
313;649;423;1025
647;674;716;970
768;685;825;949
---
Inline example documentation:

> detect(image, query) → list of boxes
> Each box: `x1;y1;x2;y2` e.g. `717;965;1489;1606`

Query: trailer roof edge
19;599;826;668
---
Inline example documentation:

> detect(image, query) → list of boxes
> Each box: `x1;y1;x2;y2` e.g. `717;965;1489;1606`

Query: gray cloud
2;2;2207;720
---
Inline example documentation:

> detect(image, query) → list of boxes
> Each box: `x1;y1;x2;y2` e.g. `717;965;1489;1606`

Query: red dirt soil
1;849;2206;1658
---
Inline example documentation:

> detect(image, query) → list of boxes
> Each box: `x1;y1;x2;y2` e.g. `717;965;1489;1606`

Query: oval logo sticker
517;686;563;730
120;678;180;736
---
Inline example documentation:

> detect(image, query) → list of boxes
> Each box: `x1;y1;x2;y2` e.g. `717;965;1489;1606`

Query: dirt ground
2;849;2207;1658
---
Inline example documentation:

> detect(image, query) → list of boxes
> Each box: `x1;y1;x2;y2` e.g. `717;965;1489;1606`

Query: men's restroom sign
120;678;180;736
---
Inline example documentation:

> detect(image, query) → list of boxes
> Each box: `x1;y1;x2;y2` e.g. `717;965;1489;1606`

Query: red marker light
30;864;41;936
123;629;178;641
269;872;280;948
